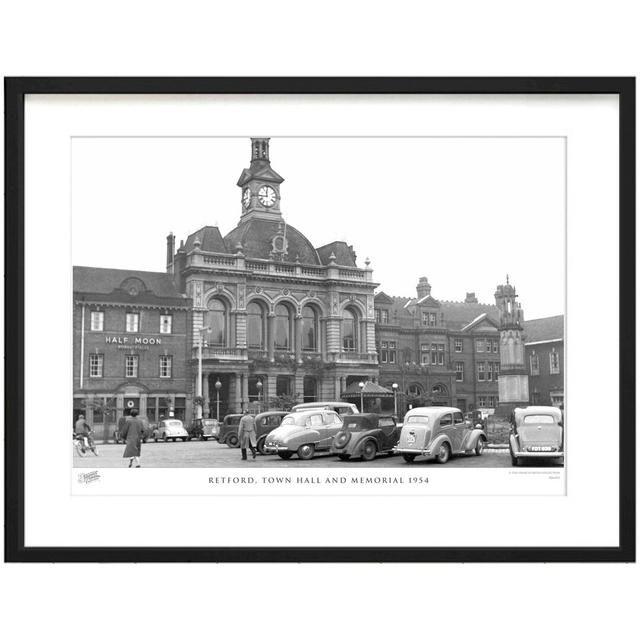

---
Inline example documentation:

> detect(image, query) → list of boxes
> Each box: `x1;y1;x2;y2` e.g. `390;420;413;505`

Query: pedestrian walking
238;410;257;460
121;408;146;468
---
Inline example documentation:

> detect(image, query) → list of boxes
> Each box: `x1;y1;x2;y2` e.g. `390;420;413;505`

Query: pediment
375;291;394;305
461;313;500;332
416;295;440;308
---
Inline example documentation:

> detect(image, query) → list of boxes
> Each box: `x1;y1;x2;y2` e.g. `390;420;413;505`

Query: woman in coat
238;410;257;460
121;409;146;468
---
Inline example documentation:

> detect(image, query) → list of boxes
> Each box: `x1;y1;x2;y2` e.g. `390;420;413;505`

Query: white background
1;2;638;640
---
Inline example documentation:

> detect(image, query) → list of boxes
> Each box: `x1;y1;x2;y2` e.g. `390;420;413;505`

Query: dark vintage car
216;414;243;447
187;418;219;441
395;407;486;463
509;406;564;466
254;411;289;454
331;413;399;461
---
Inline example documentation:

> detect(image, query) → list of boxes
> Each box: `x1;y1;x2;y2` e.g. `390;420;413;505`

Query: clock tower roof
236;138;284;187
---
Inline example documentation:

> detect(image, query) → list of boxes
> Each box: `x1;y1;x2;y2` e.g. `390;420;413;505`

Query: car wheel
226;434;239;448
154;437;158;443
297;444;315;460
338;454;350;461
511;454;519;466
182;437;188;442
402;453;416;463
361;440;377;462
257;436;267;455
435;442;451;464
475;438;485;456
277;451;293;460
163;433;169;443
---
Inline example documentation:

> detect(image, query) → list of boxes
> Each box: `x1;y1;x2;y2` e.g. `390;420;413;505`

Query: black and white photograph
5;78;633;561
71;134;566;474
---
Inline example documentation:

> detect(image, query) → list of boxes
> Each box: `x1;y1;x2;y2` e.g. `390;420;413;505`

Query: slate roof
183;226;227;254
523;315;564;343
316;241;357;267
224;217;320;265
73;266;188;305
375;292;500;331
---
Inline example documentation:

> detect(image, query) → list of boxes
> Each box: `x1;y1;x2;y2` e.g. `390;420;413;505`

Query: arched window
342;308;358;352
206;298;227;346
432;383;448;395
408;383;424;397
274;303;292;350
302;306;318;351
247;302;265;348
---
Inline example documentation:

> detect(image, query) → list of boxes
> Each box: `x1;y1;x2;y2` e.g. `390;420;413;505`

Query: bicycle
73;434;99;457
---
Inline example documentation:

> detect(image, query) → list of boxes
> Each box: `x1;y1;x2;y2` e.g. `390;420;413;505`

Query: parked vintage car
395;407;486;463
331;413;399;461
152;418;189;443
291;401;359;416
254;411;289;454
264;409;344;459
216;414;243;447
187;418;219;441
509;406;564;466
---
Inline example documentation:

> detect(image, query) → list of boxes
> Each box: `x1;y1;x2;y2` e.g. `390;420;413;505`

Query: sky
72;136;565;319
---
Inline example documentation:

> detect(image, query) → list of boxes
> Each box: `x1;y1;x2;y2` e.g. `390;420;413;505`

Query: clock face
242;188;251;208
258;185;276;207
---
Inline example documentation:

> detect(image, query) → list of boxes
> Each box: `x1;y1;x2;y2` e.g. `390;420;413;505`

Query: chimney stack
416;276;431;299
166;232;175;274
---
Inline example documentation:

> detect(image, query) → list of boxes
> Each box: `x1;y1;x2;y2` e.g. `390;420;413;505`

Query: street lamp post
214;379;222;422
358;381;365;413
196;326;209;420
392;382;398;417
256;379;263;413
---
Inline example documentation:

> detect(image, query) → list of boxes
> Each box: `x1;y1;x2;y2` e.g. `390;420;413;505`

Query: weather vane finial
506;273;510;285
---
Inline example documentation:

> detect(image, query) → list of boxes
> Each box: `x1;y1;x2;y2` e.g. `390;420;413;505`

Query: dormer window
422;312;436;327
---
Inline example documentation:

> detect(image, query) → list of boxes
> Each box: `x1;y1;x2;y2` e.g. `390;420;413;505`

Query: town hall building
168;137;379;419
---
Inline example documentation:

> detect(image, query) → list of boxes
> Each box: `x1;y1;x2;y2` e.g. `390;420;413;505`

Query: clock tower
237;138;284;220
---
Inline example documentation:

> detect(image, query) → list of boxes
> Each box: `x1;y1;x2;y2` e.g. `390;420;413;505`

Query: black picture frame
4;77;635;563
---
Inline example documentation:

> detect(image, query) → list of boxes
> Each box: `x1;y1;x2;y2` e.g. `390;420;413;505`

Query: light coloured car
291;401;359;416
153;418;189;443
509;406;564;466
264;409;344;460
395;406;486;463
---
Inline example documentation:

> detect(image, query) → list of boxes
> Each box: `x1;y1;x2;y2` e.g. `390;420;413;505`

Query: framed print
4;77;635;562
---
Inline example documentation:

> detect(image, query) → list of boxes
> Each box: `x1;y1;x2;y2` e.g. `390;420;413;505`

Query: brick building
73;267;191;440
523;315;564;407
374;277;502;414
168;137;378;419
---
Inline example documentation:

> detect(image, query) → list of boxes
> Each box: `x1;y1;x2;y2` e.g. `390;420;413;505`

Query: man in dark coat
238;410;257;460
121;409;146;468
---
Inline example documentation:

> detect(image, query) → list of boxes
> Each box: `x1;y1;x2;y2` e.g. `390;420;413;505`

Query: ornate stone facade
170;138;378;420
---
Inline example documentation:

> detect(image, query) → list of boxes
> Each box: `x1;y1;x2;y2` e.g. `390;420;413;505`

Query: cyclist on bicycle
74;414;98;455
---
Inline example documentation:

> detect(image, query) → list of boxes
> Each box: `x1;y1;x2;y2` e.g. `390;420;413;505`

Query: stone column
235;373;242;413
202;373;210;417
140;394;148;419
359;319;368;354
267;374;277;407
242;373;249;411
267;313;276;362
295;373;304;403
334;376;341;400
295;314;303;363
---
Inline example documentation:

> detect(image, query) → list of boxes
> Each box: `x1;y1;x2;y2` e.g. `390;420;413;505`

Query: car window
165;420;182;428
281;416;296;426
343;419;360;430
523;415;556;424
453;413;464;425
333;412;343;426
379;418;395;427
307;414;324;427
322;412;336;425
440;414;453;427
405;416;429;425
336;406;354;415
